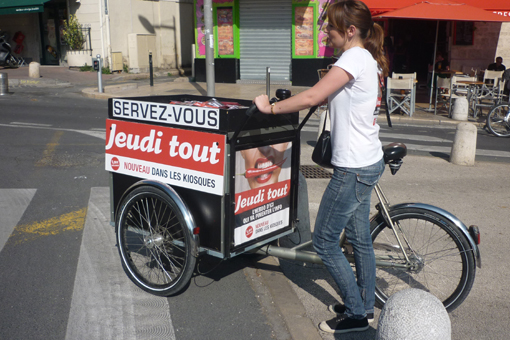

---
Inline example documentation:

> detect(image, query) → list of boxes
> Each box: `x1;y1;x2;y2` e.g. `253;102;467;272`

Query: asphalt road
0;90;278;340
1;85;509;339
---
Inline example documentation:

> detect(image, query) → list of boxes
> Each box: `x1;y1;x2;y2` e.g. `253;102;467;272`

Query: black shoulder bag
311;110;333;168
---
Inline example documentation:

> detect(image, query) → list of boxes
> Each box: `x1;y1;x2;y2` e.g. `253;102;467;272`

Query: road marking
379;132;452;143
0;123;106;141
0;189;36;252
398;143;510;158
66;187;176;340
11;122;52;127
9;208;87;246
35;131;64;167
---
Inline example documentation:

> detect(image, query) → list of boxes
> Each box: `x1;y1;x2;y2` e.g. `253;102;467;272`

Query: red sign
105;119;226;195
106;119;224;175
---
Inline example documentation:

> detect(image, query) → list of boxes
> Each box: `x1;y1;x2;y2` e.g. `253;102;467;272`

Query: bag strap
321;107;329;133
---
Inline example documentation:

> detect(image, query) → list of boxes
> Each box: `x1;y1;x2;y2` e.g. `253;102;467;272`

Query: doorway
389;20;449;82
39;0;67;65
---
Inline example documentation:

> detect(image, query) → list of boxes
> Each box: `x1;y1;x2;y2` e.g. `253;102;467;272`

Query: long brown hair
327;0;389;76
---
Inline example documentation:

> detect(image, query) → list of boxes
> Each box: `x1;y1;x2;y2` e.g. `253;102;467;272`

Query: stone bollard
0;73;8;95
450;122;477;166
376;289;451;340
451;97;469;121
29;62;40;78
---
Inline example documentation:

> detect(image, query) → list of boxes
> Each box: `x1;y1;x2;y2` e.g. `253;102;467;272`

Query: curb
246;255;322;340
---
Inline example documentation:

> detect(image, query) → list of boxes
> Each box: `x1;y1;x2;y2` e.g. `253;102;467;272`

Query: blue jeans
313;158;385;319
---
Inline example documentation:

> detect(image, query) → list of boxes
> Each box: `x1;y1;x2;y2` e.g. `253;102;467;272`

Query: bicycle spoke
372;208;475;311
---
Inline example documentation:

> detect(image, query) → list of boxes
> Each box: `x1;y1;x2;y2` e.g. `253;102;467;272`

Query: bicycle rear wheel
486;103;510;137
116;186;196;296
371;207;476;312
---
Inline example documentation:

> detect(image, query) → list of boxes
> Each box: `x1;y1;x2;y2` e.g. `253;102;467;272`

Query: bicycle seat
382;143;407;164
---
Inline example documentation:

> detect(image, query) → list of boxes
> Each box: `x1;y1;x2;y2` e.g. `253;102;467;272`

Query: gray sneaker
319;314;369;334
328;304;375;323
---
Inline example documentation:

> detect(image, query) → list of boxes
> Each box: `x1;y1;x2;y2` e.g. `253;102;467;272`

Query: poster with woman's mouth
234;142;292;246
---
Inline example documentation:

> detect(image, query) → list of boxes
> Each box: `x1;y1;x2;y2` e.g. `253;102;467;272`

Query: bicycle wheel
116;186;196;296
486;103;510;137
371;207;476;312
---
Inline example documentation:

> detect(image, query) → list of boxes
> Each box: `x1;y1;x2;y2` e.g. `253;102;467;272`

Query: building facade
0;0;194;72
192;0;510;86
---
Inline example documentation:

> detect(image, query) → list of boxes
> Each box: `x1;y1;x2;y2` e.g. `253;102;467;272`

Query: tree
62;15;84;50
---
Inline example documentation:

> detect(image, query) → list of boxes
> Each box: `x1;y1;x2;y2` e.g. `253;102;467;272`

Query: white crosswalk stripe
301;118;510;158
65;187;176;340
0;189;36;253
0;188;176;339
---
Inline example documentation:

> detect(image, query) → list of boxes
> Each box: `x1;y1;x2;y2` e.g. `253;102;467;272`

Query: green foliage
123;63;129;73
79;64;93;72
102;67;111;74
63;15;84;50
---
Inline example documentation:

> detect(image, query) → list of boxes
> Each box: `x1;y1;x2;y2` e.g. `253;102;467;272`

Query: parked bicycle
256;142;480;312
112;100;480;313
486;101;510;137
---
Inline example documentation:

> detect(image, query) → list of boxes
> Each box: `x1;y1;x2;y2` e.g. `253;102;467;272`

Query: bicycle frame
254;182;481;269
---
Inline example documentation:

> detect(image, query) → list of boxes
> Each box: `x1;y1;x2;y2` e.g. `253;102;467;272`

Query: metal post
423;20;439;112
97;54;103;93
204;0;215;96
149;52;154;87
0;73;9;96
266;67;271;98
191;44;196;80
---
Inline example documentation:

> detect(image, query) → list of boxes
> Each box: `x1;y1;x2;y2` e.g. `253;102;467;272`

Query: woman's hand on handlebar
254;94;272;114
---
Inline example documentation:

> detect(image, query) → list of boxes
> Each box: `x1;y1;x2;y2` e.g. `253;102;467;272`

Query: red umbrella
375;0;510;22
375;0;510;111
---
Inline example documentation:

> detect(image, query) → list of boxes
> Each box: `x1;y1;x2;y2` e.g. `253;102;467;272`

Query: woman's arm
254;66;353;115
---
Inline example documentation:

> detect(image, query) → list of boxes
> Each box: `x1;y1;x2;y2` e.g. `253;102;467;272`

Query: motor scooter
0;33;19;68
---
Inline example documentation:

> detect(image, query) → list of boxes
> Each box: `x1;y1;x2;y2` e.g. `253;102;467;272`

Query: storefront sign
233;142;292;246
0;5;44;15
294;6;315;56
105;120;225;195
217;7;234;55
111;99;220;130
493;11;510;16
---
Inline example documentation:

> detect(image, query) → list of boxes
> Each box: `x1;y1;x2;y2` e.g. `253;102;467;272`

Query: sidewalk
3;65;506;339
1;65;487;126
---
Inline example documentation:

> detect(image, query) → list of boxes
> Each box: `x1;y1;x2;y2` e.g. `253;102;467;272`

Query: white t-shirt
328;46;383;168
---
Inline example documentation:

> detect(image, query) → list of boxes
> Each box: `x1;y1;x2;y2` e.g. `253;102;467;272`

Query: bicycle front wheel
486;103;510;137
371;207;476;312
116;186;196;296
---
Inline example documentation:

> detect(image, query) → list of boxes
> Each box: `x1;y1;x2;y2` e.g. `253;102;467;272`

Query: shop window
214;6;238;58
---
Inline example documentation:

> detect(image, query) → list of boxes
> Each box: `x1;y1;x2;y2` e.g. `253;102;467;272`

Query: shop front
193;0;510;87
0;0;68;66
193;0;336;86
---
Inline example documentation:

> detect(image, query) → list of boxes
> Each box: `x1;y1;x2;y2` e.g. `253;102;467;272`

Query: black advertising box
106;95;300;258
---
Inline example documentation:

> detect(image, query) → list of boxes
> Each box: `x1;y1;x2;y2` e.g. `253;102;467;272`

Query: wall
108;0;194;71
495;22;510;67
67;0;193;70
450;22;502;72
0;13;42;63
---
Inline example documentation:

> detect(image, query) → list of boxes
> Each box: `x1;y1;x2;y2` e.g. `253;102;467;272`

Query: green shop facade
193;0;338;86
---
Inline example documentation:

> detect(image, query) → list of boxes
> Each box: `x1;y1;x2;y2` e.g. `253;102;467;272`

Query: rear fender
390;203;481;267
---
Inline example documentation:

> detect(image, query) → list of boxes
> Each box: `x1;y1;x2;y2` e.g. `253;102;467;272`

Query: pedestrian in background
487;56;506;71
254;0;387;334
